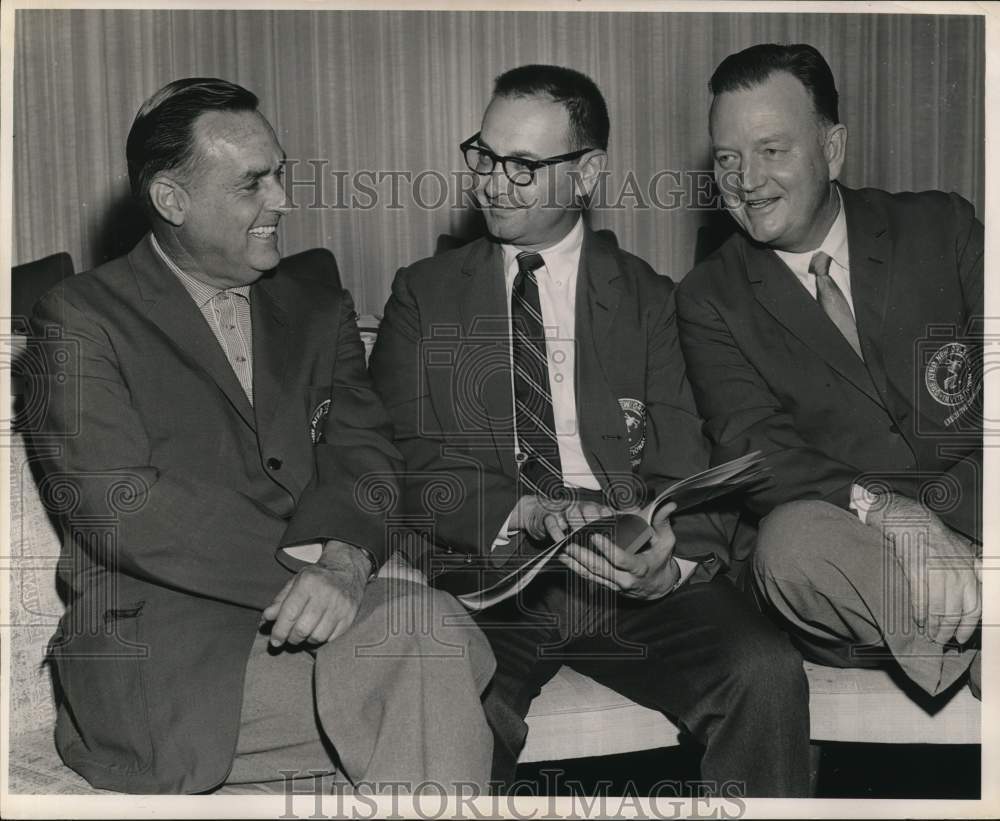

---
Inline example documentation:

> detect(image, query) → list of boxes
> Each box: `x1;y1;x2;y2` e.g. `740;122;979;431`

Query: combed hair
709;43;839;125
494;64;610;151
126;77;258;206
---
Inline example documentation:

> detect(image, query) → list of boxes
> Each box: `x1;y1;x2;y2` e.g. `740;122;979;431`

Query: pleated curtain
12;9;984;316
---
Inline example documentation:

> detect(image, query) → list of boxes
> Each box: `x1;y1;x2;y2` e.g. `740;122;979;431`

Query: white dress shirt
502;217;600;491
495;218;696;590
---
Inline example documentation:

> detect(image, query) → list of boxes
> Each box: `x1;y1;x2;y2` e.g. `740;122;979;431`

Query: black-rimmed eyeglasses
459;132;594;187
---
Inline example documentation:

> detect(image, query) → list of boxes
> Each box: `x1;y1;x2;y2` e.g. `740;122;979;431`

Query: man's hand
558;502;681;600
867;493;980;645
261;540;372;647
508;494;615;542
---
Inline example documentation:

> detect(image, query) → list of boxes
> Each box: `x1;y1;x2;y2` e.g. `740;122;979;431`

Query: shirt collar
773;186;849;275
150;234;252;307
501;216;585;275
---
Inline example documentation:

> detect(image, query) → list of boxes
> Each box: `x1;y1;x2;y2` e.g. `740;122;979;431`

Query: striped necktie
810;251;864;360
511;250;563;498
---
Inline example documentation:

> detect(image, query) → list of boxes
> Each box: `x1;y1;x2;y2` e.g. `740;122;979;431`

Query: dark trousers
473;569;810;797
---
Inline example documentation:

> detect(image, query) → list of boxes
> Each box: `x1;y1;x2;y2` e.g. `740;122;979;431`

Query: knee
428;589;496;689
754;500;839;586
383;585;496;688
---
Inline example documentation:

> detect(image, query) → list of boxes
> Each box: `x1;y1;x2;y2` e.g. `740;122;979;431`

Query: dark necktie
810;251;863;360
511;250;563;498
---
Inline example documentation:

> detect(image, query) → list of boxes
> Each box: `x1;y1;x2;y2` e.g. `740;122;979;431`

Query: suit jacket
677;185;983;542
27;234;402;793
369;227;744;594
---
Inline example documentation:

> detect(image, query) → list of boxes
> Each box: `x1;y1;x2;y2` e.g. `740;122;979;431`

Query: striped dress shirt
151;235;255;404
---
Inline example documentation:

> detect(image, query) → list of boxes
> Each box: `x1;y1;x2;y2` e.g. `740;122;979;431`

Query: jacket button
266;457;282;470
889;424;901;436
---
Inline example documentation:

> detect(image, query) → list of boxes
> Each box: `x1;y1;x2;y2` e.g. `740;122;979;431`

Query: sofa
6;390;980;795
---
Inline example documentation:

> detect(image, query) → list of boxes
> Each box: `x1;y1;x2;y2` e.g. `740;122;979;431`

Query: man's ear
824;123;848;182
148;174;189;227
574;149;608;201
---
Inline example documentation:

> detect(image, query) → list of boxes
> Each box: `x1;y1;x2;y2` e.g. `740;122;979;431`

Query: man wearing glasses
370;64;810;796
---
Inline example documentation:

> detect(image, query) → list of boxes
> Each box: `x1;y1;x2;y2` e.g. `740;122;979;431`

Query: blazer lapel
459;239;518;479
250;273;311;495
744;237;884;406
841;185;894;402
575;229;633;486
129;236;256;429
250;274;291;441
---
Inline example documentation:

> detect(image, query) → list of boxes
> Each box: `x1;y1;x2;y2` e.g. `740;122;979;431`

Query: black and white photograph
1;1;994;817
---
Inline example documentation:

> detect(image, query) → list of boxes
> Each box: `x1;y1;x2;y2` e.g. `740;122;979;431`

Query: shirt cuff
282;542;378;579
849;483;878;525
282;542;323;563
670;556;699;592
490;510;519;552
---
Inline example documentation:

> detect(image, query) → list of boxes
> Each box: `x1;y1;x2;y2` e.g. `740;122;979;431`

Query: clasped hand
509;495;681;600
261;540;371;647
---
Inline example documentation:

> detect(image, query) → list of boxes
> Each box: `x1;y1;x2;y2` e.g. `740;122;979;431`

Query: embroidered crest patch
924;342;980;412
310;399;331;444
618;397;647;468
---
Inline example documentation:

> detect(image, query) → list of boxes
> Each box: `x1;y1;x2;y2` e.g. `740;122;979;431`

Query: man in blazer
371;64;810;796
677;44;982;699
27;78;494;794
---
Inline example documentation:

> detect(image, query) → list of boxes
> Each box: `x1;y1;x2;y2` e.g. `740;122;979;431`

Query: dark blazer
677;185;983;542
28;234;402;793
369;227;744;593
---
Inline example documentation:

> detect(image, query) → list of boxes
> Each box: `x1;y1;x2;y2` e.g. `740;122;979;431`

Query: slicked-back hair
709;43;840;126
493;64;610;151
126;77;259;208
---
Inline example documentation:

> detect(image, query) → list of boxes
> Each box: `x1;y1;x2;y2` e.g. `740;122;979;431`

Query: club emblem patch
618;397;647;468
925;342;979;409
310;399;331;444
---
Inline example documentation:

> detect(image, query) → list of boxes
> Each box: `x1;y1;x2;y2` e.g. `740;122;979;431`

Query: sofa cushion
8;434;64;741
521;666;681;763
803;662;979;744
7;729;109;795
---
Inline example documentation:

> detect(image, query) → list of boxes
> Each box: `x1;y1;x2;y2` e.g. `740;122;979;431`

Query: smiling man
27;78;494;794
676;44;983;699
371;64;810;796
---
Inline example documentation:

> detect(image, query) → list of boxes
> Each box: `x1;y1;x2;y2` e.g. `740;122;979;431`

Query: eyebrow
712;134;792;151
475;136;543;161
237;153;287;184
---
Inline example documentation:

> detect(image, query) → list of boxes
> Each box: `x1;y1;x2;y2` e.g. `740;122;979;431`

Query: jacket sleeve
29;288;292;611
279;290;404;566
676;275;859;518
935;192;984;543
369;267;519;565
639;281;743;582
